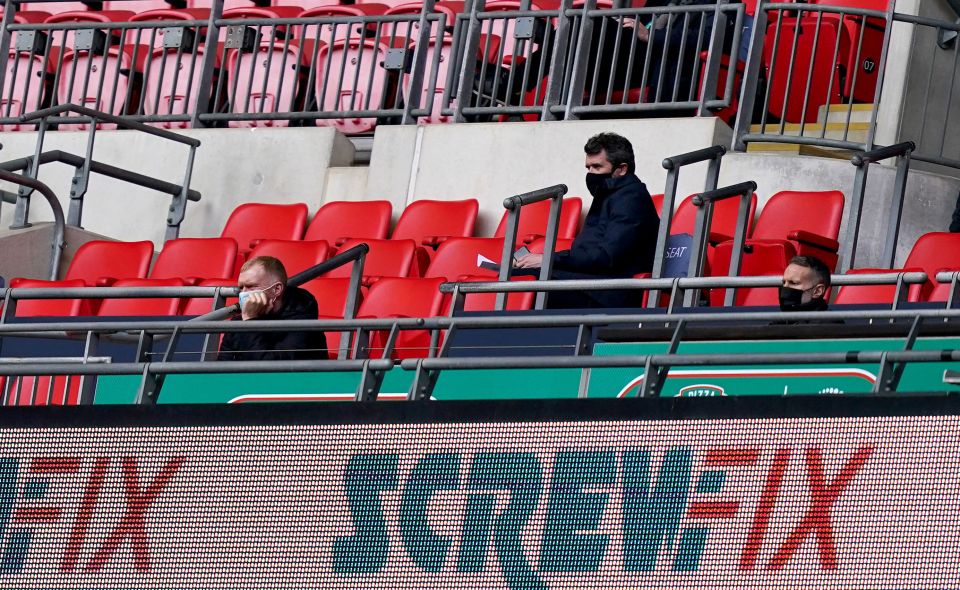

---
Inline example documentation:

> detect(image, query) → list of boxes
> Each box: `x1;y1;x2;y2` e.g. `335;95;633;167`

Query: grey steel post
453;0;486;123
684;197;713;307
167;143;198;242
563;0;597;120
873;316;921;393
76;331;100;405
721;190;755;306
190;0;224;127
731;2;768;151
11;118;47;229
355;359;386;401
541;0;576;121
535;193;563;309
697;1;730;116
402;0;438;124
863;1;896;151
0;1;16;107
843;159;869;273
0;169;65;279
881;147;913;268
67;124;98;227
496;198;521;310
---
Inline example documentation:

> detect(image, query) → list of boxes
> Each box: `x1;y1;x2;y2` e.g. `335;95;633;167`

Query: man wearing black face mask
779;255;831;313
515;132;659;308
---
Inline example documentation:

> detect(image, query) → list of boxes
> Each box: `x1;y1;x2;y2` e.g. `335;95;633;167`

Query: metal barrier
0;167;65;279
2;104;200;241
734;2;892;153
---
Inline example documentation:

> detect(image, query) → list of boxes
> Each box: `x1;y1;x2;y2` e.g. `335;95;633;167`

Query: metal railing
1;104;200;241
734;1;893;153
0;167;65;279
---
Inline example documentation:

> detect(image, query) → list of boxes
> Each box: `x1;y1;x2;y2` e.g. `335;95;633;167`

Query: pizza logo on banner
677;384;726;397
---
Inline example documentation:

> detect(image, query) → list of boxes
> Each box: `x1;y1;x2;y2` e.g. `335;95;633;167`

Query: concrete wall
0;127;355;247
365;118;733;235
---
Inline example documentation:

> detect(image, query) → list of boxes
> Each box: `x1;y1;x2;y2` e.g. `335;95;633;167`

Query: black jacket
218;286;328;361
553;174;660;278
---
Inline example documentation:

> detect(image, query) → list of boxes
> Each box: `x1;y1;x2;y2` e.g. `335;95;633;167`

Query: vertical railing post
697;0;731;116
535;191;565;309
732;2;768;151
541;0;575;121
843;157;869;273
863;1;897;151
11;117;47;229
68;124;98;228
0;0;16;109
454;0;486;123
166;143;198;242
563;0;595;121
190;0;224;128
496;199;521;311
722;189;755;306
882;146;913;268
402;0;438;125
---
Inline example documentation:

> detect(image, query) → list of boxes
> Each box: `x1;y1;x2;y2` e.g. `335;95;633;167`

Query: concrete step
749;121;870;142
745;142;856;160
817;103;876;126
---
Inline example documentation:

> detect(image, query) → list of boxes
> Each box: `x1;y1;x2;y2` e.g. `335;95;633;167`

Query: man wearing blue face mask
218;256;328;361
515;132;660;308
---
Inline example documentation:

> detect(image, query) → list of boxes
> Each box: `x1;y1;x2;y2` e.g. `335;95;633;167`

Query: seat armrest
522;233;544;245
788;230;839;253
183;277;203;286
95;277;117;287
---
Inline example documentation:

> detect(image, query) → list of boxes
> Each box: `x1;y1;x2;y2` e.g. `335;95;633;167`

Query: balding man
218;256;328;361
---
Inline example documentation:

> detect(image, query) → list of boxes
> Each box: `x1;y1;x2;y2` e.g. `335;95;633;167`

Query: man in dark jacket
515;132;660;308
218;256;328;361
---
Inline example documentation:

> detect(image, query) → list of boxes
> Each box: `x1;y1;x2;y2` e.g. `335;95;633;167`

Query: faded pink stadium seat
220;202;309;259
64;239;154;286
20;2;94;14
812;0;888;102
48;11;145;129
150;237;239;284
301;4;399;134
424;237;505;281
6;375;81;406
222;6;312;128
304;200;393;246
494;196;582;246
97;277;184;316
101;0;178;10
186;0;260;9
8;278;92;317
1;11;53;131
180;278;237;316
902;233;960;302
763;11;842;123
357;276;446;359
248;239;331;276
302;276;362;358
127;8;221;128
392;198;478;274
834;268;910;306
272;0;340;8
325;238;418;286
670;192;757;240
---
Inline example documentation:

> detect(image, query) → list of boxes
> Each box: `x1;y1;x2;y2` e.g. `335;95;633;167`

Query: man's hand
621;17;650;42
241;290;271;320
514;253;544;269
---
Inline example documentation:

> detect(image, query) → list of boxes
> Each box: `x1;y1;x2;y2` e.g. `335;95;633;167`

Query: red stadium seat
834;268;910;306
494;196;582;246
180;278;237;316
709;241;795;307
8;278;91;317
150;237;239;284
651;194;664;216
670;192;757;240
304;200;393;246
527;237;574;253
247;239;331;276
456;275;535;312
392;198;479;274
424;237;505;281
220;202;309;258
812;0;888;102
325;238;418;286
97;277;184;316
221;6;312;128
129;9;220;129
64;239;154;286
357;276;446;359
902;233;960;302
6;375;81;406
301;277;363;358
19;2;96;15
1;11;53;131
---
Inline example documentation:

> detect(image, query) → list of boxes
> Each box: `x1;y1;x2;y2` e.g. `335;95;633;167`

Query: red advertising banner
0;411;956;589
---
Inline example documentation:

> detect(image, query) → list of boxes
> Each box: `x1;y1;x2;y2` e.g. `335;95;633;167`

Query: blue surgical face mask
238;283;280;308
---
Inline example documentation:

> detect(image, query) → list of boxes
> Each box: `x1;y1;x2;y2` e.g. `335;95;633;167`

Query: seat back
834;268;904;306
221;202;309;253
671;193;758;239
456;275;535;312
301;276;363;359
904;232;960;301
392;198;479;245
180;278;238;316
304;200;393;245
494;196;582;245
325;238;417;283
8;278;91;317
97;278;185;316
357;277;446;358
424;237;505;280
752;190;844;241
708;241;793;307
5;375;82;406
248;239;331;277
65;240;154;285
151;237;239;281
651;194;664;216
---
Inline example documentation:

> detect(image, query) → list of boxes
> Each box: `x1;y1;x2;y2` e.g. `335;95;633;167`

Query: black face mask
585;172;613;198
779;286;825;312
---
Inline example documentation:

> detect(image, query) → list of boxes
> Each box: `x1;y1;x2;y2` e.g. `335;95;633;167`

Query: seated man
515;132;660;308
780;255;831;312
218;256;328;361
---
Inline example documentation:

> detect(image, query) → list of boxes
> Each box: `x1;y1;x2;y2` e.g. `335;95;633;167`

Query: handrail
497;184;568;310
844;141;916;271
662;145;726;171
20;104;201;147
0;169;65;280
691;180;758;206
